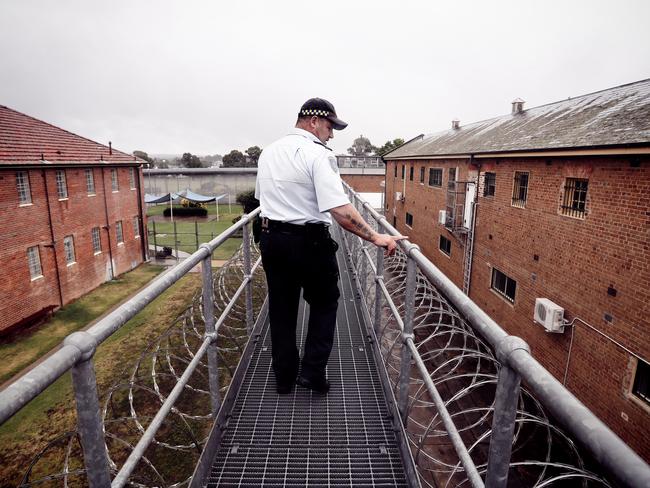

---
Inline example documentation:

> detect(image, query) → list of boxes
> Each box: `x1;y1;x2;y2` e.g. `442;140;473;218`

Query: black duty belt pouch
253;215;262;243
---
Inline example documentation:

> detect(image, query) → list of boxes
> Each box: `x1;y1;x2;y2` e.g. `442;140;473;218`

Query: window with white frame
91;227;102;253
116;221;124;244
491;268;516;302
56;170;68;199
512;171;529;207
111;168;119;191
129;167;136;189
63;236;76;264
560;178;588;218
633;358;650;405
428;168;442;187
439;235;451;256
484;172;496;197
85;169;95;195
405;212;413;227
420;166;425;183
132;216;140;238
27;246;42;279
16;171;32;204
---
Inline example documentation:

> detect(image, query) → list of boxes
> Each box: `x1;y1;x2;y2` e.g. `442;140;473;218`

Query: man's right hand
373;233;408;256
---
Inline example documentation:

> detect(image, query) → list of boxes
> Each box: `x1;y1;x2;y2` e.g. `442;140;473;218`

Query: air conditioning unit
395;191;404;202
534;298;565;333
438;210;447;225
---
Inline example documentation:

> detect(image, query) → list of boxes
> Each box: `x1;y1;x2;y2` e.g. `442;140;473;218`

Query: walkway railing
0;209;262;488
341;182;650;488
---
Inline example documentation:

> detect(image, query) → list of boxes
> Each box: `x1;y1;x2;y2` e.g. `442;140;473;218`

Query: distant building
383;79;650;460
0;105;148;333
336;154;385;169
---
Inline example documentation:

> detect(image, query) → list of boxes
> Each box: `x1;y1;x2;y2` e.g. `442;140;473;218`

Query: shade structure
144;193;179;204
177;188;226;203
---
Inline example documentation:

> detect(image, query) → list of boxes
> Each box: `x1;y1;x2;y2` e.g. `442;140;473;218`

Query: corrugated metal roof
0;105;136;164
385;79;650;159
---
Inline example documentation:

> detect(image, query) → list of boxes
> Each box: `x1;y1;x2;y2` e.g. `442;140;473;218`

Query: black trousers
259;224;340;387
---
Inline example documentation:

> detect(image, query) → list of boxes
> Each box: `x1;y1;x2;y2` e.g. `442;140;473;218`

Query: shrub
163;207;207;217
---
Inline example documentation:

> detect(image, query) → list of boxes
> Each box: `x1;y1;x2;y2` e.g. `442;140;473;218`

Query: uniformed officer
255;98;406;394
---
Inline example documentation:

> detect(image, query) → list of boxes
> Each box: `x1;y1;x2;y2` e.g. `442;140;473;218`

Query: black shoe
296;375;330;394
276;382;294;394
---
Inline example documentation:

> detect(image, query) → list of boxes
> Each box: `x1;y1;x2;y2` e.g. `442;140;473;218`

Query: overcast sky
1;0;649;157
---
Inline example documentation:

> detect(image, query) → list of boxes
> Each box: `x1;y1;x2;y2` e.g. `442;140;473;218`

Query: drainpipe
134;165;148;262
464;155;480;296
100;168;116;280
42;168;65;307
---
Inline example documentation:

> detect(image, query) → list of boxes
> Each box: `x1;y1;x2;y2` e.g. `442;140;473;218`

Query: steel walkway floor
205;231;410;487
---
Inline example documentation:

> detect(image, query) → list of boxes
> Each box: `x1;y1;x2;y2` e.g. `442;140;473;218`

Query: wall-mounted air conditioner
395;192;404;202
534;298;565;333
438;210;447;225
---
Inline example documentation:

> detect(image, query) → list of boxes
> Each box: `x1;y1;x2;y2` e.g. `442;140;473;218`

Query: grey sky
1;0;649;157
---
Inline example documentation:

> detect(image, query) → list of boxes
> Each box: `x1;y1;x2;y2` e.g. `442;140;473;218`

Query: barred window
561;178;588;218
133;216;140;238
394;164;397;178
401;165;405;179
448;168;456;186
633;359;650;405
129;168;136;189
439;235;451;256
405;212;413;227
484;172;496;197
85;169;95;194
491;268;516;302
420;166;425;183
56;170;68;199
27;246;42;279
111;168;119;191
511;171;528;207
409;166;414;181
428;168;442;187
16;171;32;204
63;236;75;264
92;227;102;253
116;221;124;244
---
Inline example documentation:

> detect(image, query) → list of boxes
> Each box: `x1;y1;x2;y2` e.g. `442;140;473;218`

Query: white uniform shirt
255;128;350;225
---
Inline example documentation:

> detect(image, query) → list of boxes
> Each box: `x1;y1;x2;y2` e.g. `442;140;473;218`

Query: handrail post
242;217;254;334
398;246;418;423
63;332;112;488
485;336;530;488
374;240;384;336
361;205;369;292
201;248;220;414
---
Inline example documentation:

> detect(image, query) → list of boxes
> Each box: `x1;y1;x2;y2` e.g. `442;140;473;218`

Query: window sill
94;251;102;255
130;187;136;190
58;197;69;201
117;242;124;246
112;190;120;193
489;287;515;306
135;236;140;239
558;212;586;221
428;185;443;189
19;202;34;207
88;193;96;197
66;261;76;267
439;249;451;258
30;274;44;282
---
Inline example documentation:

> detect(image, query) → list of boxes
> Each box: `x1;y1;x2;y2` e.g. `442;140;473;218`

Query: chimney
451;119;460;130
109;141;113;155
512;98;525;114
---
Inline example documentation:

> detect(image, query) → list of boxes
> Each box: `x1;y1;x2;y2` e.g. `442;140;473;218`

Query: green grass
146;203;242;217
0;264;165;385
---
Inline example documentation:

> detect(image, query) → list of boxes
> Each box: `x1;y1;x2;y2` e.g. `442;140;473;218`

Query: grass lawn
146;203;242;217
0;272;202;485
0;264;165;385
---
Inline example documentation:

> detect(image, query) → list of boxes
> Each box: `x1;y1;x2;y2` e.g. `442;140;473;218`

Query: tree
180;152;203;168
347;135;376;156
235;189;260;213
133;150;153;164
375;138;405;156
222;150;246;167
245;146;262;166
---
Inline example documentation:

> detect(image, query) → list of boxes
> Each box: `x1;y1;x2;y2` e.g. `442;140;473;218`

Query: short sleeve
312;153;350;212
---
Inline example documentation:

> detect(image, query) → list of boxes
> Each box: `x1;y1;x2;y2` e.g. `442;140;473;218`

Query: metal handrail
0;208;261;487
342;182;650;488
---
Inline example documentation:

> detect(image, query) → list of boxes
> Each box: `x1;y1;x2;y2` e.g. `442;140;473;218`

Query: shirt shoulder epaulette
313;140;333;151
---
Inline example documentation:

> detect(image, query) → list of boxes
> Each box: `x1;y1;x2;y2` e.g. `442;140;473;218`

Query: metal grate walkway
205;229;410;487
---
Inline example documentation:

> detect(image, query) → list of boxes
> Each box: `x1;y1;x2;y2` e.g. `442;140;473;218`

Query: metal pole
195;220;199;252
174;220;179;262
64;332;112;487
242;219;254;334
201;251;220;415
361;205;369;293
374;240;384;336
152;220;158;255
398;249;417;423
485;336;529;488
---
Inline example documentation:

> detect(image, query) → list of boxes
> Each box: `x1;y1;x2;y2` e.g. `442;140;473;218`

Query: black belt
261;217;328;235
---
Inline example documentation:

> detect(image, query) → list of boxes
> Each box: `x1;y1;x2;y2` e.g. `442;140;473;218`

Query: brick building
383;79;650;459
0;105;148;333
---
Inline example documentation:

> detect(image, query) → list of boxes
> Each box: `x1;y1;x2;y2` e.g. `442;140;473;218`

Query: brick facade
340;174;385;193
0;165;147;333
384;155;650;460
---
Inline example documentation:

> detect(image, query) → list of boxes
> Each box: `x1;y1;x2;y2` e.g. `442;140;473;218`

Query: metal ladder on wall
461;200;477;295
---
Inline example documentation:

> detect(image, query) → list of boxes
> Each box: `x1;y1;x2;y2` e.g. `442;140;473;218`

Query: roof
385;79;650;159
0;105;136;165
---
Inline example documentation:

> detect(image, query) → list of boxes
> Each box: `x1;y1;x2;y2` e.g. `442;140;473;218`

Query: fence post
200;248;220;415
63;332;112;487
361;205;369;293
152;220;157;255
374;238;384;336
242;217;254;334
485;336;530;488
173;221;179;262
195;220;199;252
398;247;418;423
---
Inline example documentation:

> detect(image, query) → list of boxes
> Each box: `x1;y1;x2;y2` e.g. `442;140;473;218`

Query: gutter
41;169;65;308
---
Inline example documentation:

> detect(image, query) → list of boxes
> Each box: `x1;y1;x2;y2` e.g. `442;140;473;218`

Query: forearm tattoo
345;212;375;241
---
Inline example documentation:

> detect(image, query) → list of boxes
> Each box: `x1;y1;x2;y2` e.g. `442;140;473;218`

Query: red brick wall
0;165;146;333
385;155;650;460
341;174;385;193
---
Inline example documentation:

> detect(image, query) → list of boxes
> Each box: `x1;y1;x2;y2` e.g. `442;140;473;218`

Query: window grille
633;359;650;405
92;227;102;253
428;168;442;187
420;166;425;183
439;235;451;256
116;221;124;243
133;216;140;238
85;169;95;194
16;171;32;204
484;172;496;197
56;170;68;199
491;268;516;302
111;169;119;191
405;212;413;227
561;178;588;218
448;168;456;188
27;246;42;279
63;236;75;264
512;171;528;207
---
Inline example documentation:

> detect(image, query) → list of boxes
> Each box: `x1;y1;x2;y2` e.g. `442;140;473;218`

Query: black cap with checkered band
299;98;348;130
